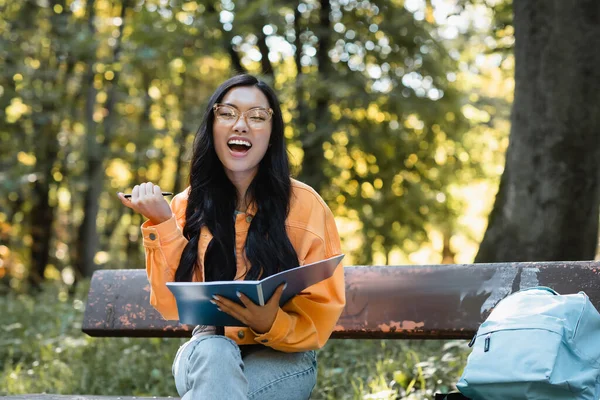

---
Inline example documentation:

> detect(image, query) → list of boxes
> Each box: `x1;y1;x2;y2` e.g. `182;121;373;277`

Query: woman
118;74;345;399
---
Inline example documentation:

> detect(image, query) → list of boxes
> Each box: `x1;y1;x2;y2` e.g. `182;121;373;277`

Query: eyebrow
222;102;270;111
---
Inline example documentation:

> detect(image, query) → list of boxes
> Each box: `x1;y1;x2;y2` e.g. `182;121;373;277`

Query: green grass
1;282;470;399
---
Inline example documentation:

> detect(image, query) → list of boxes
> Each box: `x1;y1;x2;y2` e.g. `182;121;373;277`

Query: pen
122;192;173;199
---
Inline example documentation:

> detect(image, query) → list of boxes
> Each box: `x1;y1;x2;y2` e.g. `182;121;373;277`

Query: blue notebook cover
166;254;345;327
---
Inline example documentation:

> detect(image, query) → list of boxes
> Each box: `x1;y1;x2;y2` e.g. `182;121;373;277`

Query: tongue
230;144;249;153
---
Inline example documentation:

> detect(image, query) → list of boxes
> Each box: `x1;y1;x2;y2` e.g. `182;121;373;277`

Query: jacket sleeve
251;205;345;352
140;193;188;320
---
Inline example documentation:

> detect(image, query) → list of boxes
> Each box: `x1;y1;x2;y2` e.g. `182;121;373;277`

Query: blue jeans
172;335;317;399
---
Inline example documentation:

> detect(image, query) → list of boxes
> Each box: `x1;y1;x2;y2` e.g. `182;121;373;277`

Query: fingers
120;182;174;224
266;283;287;306
213;296;248;324
214;291;279;334
116;192;134;209
137;182;151;197
214;295;247;311
145;181;154;196
123;182;163;201
236;291;258;309
132;184;140;199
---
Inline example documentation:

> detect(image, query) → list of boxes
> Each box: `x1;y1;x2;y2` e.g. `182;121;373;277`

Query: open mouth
227;138;252;153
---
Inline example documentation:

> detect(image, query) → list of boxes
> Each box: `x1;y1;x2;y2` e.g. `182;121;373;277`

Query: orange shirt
141;178;345;352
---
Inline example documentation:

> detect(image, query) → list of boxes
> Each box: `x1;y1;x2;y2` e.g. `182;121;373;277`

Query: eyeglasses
213;104;273;128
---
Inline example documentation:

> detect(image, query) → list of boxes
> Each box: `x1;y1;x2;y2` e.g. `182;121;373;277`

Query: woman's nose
233;115;249;132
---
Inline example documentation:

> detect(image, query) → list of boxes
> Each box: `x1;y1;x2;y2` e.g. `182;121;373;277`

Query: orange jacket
141;178;345;352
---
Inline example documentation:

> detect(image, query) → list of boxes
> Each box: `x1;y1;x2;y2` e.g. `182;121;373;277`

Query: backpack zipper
468;334;476;347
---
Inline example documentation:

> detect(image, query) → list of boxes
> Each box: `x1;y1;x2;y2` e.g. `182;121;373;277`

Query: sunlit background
0;0;517;291
0;0;543;398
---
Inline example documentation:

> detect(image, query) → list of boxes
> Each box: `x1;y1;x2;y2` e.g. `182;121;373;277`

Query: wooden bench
4;260;600;399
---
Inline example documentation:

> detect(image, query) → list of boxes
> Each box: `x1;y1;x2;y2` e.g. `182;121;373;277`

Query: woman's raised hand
117;182;173;225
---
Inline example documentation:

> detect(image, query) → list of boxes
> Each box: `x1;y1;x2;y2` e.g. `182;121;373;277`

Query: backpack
457;286;600;400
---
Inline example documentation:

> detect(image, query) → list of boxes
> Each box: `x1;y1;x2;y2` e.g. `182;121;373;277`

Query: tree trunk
294;3;307;175
76;0;129;278
205;3;246;75
299;0;331;190
257;30;274;78
173;72;189;194
476;1;600;263
74;0;99;279
173;128;188;194
28;0;72;287
29;138;57;287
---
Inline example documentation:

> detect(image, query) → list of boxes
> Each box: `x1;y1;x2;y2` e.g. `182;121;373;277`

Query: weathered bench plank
82;261;600;340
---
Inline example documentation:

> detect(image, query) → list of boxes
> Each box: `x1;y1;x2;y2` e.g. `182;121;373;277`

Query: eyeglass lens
215;105;270;127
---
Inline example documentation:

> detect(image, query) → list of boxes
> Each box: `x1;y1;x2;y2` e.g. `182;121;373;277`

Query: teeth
228;139;252;147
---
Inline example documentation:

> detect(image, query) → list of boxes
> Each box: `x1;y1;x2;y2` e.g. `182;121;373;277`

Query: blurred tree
476;1;600;262
76;0;130;279
6;0;81;288
1;0;510;289
298;0;333;190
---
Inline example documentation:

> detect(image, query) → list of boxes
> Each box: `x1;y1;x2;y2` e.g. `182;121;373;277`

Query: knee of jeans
188;336;242;368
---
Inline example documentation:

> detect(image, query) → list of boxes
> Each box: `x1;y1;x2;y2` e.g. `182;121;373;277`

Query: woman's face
212;86;273;184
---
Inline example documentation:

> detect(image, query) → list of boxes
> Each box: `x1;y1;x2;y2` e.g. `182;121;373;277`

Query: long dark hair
175;74;299;282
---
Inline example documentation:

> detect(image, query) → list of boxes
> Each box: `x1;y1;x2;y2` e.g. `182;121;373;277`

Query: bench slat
82;261;600;339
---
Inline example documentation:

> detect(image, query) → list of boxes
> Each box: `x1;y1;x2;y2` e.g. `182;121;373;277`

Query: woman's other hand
212;283;287;334
117;182;173;225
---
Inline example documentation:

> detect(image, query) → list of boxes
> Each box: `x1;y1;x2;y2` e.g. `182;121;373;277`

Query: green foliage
1;281;184;396
0;0;514;288
1;283;469;399
316;339;469;399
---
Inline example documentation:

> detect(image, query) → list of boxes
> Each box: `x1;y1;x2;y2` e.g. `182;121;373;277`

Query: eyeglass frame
212;103;274;127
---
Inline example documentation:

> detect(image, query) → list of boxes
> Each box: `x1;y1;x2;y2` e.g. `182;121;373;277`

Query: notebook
166;254;345;326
